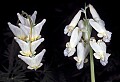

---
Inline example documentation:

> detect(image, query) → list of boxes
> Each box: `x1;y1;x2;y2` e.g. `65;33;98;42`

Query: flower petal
19;23;30;37
89;19;105;33
8;22;26;39
31;11;37;24
97;40;106;52
17;13;26;25
31;38;44;52
18;55;32;66
35;49;46;65
100;53;111;66
14;37;30;53
103;31;112;42
90;38;102;53
64;10;81;36
32;19;46;37
70;27;82;48
89;4;101;21
69;10;82;27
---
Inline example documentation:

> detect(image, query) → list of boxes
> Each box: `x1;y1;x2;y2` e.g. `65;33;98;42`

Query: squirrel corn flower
89;19;112;42
64;4;112;70
90;38;111;66
74;41;89;69
64;27;82;57
64;10;82;36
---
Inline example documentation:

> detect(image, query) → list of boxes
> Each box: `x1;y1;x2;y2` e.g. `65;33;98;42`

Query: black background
0;0;120;82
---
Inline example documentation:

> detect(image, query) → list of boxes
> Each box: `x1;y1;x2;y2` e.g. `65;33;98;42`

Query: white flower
64;27;82;57
17;11;37;26
89;19;112;42
14;37;44;56
19;19;46;41
89;4;105;27
74;41;89;69
8;22;27;40
64;10;82;36
90;38;111;66
18;49;46;70
78;20;89;41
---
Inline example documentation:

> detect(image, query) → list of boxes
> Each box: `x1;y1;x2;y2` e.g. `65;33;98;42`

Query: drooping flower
89;19;112;42
17;11;37;26
19;19;46;41
74;41;89;69
14;37;44;56
18;49;46;70
90;38;111;66
89;4;105;27
64;27;82;57
8;22;27;40
64;10;82;36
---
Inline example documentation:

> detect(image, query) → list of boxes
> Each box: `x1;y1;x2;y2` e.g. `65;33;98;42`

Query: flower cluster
64;4;112;70
8;11;46;70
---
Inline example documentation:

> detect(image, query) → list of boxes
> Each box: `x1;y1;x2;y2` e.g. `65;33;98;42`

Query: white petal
76;61;84;70
31;11;37;24
70;27;82;48
73;56;79;62
77;42;85;60
19;23;30;36
97;40;106;52
64;25;71;36
90;38;102;52
93;53;101;59
89;4;101;21
64;47;76;57
14;37;30;52
100;53;111;66
103;31;112;42
18;55;32;66
68;48;76;57
78;20;85;29
69;10;81;27
35;49;46;65
89;19;105;33
8;22;26;38
17;13;25;25
31;38;44;53
33;19;46;37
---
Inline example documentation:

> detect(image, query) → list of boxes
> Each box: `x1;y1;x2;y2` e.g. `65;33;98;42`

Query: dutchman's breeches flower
64;27;82;57
14;37;44;56
18;49;46;70
8;11;46;70
64;10;82;36
90;38;111;66
19;19;46;41
17;11;37;26
8;22;27;40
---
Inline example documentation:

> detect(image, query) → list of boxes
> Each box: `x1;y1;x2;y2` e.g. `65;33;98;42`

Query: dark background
0;0;120;82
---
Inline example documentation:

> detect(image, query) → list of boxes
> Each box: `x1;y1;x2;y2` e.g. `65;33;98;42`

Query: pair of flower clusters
8;11;46;70
64;4;112;69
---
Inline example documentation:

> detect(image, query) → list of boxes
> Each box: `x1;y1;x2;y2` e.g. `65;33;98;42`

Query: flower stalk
90;45;95;82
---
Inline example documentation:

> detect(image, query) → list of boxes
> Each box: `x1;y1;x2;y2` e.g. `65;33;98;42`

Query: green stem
90;46;95;82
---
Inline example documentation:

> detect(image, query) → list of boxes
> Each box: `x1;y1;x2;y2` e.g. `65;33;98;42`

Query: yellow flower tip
20;51;33;57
